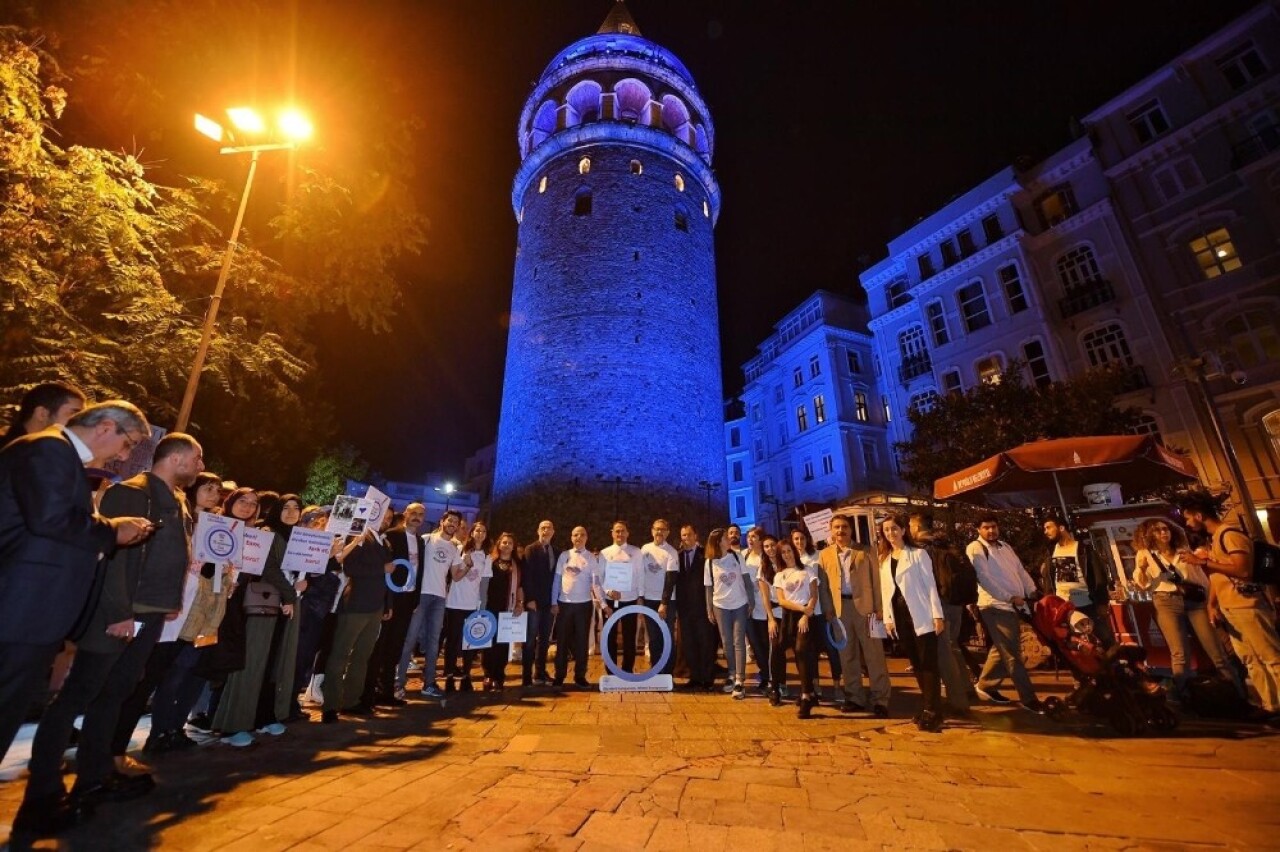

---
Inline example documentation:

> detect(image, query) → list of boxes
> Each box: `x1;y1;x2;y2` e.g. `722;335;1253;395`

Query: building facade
492;4;725;525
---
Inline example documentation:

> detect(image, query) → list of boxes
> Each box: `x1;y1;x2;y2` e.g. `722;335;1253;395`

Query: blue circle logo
826;617;848;651
463;610;498;647
600;605;672;683
385;558;417;593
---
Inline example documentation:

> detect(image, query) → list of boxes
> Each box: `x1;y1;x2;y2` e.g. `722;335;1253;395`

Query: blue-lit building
492;3;725;522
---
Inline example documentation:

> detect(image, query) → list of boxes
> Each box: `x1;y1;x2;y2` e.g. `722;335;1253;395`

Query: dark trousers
554;602;592;683
677;603;715;685
482;641;511;684
442;608;479;681
25;647;119;802
363;596;415;702
115;638;183;753
522;604;554;683
76;614;164;783
604;600;638;672
748;617;773;686
892;595;941;718
293;603;330;695
0;641;63;767
151;641;206;734
782;610;819;694
812;612;844;682
640;600;667;672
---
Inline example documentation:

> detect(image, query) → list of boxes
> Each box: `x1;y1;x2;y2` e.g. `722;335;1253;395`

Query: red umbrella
933;435;1198;515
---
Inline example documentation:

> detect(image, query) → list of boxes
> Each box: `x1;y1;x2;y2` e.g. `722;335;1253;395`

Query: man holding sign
599;521;645;674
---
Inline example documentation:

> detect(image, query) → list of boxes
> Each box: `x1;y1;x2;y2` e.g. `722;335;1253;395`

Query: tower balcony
898;353;933;383
1059;279;1115;319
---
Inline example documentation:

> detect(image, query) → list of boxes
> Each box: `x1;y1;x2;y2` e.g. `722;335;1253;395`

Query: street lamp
697;480;721;532
760;492;789;537
174;106;313;432
434;482;456;513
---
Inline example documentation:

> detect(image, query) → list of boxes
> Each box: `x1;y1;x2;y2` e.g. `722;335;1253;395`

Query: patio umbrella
933;435;1199;517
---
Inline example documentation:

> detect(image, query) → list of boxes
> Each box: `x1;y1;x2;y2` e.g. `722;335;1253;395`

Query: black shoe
143;731;172;753
13;792;94;837
321;710;339;724
769;690;782;707
172;731;199;749
187;713;212;732
798;696;814;720
1020;699;1047;715
873;704;890;719
917;710;943;733
574;679;591;689
522;677;534;687
459;679;473;693
976;687;1013;705
840;700;866;714
444;678;456;694
71;772;155;807
345;702;378;716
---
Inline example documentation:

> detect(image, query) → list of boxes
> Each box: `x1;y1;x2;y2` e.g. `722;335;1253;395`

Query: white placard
364;485;392;532
282;526;336;575
868;614;888;639
193;511;243;565
326;494;375;537
604;561;633;596
239;527;275;576
497;611;528;644
803;508;834;545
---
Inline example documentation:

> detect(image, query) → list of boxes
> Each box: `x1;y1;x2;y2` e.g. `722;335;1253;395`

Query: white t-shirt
640;541;678;600
420;532;462;598
743;552;780;619
555;549;599;604
774;565;819;609
446;549;492;610
1050;541;1091;607
600;543;644;600
705;552;749;610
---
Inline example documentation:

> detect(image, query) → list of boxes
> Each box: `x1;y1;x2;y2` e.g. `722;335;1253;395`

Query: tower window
574;192;592;216
675;211;688;232
578;157;591;175
630;159;643;175
538;176;547;194
674;173;685;192
703;200;710;218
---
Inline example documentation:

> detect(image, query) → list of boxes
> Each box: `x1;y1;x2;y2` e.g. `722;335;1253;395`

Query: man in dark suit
663;524;715;689
0;382;85;450
0;401;153;837
367;502;426;705
521;520;557;686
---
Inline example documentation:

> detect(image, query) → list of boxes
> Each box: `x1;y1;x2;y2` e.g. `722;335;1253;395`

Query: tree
300;445;369;507
895;363;1145;494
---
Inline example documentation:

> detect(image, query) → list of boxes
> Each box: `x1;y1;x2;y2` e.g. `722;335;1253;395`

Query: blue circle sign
386;558;417;593
826;617;848;651
600;605;672;683
463;610;497;647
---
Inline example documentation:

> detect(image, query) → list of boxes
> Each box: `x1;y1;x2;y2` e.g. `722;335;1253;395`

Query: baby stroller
1027;595;1177;736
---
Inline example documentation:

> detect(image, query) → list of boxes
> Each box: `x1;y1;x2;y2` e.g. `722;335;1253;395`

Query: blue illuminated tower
492;3;724;524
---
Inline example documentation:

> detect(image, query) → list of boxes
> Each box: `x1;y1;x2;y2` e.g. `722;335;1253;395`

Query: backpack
1216;528;1280;586
928;544;979;606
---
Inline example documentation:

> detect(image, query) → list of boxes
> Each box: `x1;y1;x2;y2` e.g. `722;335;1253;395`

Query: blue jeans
714;604;748;683
399;594;446;688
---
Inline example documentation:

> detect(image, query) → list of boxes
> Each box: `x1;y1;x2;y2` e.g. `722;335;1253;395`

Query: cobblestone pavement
2;657;1279;851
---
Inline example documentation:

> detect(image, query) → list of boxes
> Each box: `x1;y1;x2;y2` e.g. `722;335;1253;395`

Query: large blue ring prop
601;604;672;683
826;617;849;651
386;558;417;593
463;610;498;647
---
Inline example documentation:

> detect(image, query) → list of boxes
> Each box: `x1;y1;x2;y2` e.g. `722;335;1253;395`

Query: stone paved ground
2;657;1279;851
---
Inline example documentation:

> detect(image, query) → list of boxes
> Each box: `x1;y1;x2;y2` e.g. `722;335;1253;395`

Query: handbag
1152;552;1207;604
244;580;283;616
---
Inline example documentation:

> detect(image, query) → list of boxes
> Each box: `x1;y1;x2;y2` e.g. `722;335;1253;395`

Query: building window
873;354;881;377
982;213;1004;243
1023;340;1052;388
1082;323;1133;368
752;403;762;423
917;253;935;279
674;173;685;192
793;367;803;388
1222;309;1280;368
846;349;861;374
898;325;928;359
882;398;892;423
1189;228;1242;279
1217;43;1268;91
1127;99;1171;144
796;404;809;432
773;385;784;404
538;176;548;194
1056;245;1102;290
757;480;768;500
941;239;959;268
809;355;821;378
1132;413;1161;440
925;301;949;346
1263;410;1280;461
957;282;992;332
999;264;1028;314
855;392;869;422
730;426;741;448
910;390;941;415
777;421;787;445
862;440;878;472
803;459;815;481
886;278;911;309
957;228;976;257
674;210;688;231
630;159;643;175
573;191;592;216
822;453;835;476
1035;184;1078;229
735;496;746;518
578;156;591;175
976;355;1004;385
942;369;962;396
783;467;794;493
754;438;765;463
703;200;710;218
814;394;827;424
732;460;744;483
1152;159;1202;203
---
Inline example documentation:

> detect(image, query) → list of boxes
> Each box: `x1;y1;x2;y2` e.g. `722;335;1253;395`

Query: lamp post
175;107;313;433
760;492;788;537
434;482;456;514
597;474;642;520
697;479;721;532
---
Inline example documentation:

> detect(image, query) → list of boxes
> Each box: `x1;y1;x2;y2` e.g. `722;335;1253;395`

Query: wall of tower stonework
493;143;724;509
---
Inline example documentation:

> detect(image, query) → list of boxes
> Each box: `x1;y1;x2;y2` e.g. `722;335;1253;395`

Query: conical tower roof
598;1;641;36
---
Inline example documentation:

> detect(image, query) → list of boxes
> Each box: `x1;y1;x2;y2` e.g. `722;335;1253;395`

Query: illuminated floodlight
278;108;313;141
194;113;224;142
226;106;266;133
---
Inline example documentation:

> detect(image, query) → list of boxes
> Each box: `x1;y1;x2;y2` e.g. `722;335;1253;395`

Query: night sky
42;0;1257;483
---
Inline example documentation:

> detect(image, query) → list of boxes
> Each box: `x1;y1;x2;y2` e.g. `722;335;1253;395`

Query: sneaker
421;685;445;700
975;687;1012;705
393;687;407;701
407;660;423;673
1020;699;1047;715
256;722;286;736
872;704;890;719
187;713;212;732
732;682;746;700
722;682;737;694
220;731;255;748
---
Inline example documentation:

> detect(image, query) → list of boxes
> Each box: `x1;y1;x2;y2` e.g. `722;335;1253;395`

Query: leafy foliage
300;445;370;507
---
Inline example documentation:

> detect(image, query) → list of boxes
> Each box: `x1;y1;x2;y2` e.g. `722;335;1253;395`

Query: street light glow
226;106;266;133
278;108;314;141
194;113;224;142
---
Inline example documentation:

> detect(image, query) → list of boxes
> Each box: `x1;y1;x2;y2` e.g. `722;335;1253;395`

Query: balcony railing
899;352;933;383
1231;123;1280;169
1059;279;1115;319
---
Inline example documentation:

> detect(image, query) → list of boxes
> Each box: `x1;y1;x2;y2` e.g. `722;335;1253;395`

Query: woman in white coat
878;513;946;732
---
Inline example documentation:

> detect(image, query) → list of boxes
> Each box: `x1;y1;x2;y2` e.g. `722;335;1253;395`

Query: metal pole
174;149;262;433
1052;471;1070;522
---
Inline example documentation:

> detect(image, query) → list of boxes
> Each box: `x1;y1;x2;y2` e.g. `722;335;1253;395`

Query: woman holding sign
442;522;494;693
482;532;524;691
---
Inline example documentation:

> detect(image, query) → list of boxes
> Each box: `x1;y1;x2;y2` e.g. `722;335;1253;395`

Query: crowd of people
2;382;1279;840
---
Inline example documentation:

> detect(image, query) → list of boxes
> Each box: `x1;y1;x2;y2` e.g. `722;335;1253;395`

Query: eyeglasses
116;428;143;454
